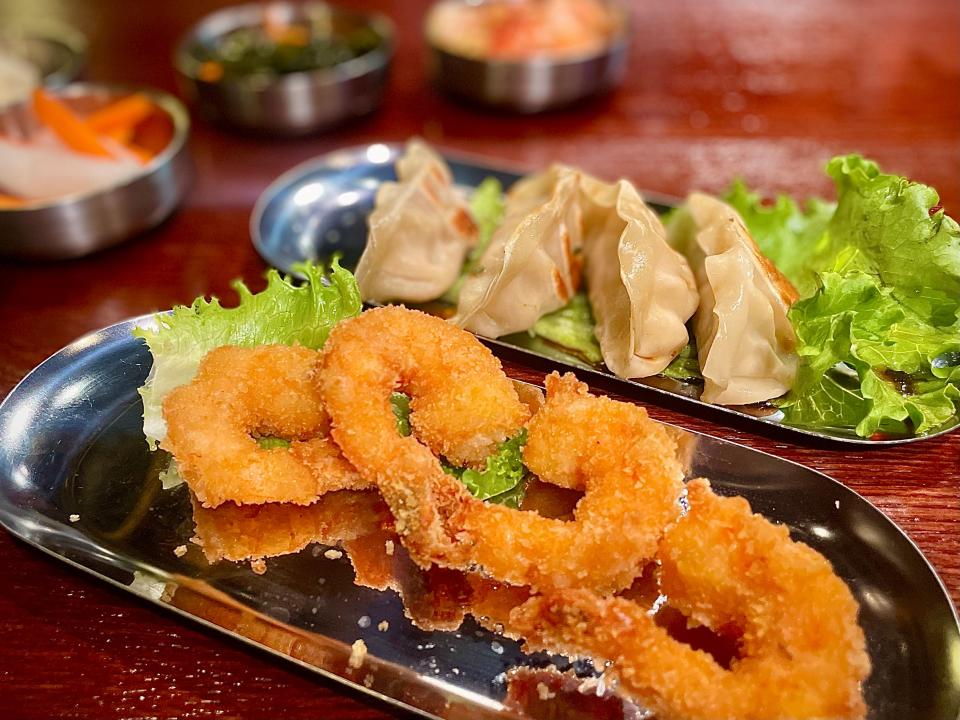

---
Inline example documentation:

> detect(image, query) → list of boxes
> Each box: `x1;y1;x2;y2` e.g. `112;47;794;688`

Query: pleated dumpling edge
581;176;699;379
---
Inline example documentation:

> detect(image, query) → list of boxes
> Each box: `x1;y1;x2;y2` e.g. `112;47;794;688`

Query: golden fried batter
510;479;870;720
460;372;685;593
320;306;529;565
163;345;367;507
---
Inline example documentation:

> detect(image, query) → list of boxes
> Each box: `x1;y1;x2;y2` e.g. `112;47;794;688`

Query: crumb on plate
349;639;367;669
537;682;556;700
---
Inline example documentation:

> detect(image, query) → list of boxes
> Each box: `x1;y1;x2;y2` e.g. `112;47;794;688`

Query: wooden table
0;1;957;717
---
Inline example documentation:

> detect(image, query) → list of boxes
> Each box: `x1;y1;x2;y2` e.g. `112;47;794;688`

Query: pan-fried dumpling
668;192;800;405
356;140;477;303
453;165;583;337
579;175;698;378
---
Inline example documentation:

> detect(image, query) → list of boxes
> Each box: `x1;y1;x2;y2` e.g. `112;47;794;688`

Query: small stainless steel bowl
174;2;393;135
0;21;87;88
0;84;192;260
426;0;629;113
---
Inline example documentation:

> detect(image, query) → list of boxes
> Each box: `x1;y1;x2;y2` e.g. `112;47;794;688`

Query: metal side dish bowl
0;20;87;103
0;83;192;261
425;0;630;112
174;1;393;135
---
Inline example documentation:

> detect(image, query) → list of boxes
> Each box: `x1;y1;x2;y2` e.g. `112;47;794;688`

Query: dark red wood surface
0;1;957;718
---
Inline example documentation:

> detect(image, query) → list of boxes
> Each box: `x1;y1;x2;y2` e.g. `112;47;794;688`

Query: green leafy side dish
193;23;382;79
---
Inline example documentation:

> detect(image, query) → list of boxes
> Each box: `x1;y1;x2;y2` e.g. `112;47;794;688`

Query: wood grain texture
0;0;957;718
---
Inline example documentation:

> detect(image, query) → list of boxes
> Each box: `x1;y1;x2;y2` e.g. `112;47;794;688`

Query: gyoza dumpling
356;140;477;303
667;192;800;405
580;175;699;378
453;165;583;337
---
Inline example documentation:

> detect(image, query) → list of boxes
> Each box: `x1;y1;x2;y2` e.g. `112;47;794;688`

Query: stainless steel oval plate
250;143;960;445
0;318;957;718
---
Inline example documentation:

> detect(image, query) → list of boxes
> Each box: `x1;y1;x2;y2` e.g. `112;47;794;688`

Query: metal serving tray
250;143;960;446
0;317;957;719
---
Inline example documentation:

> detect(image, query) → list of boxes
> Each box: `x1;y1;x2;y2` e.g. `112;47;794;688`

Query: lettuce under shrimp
392;390;529;507
134;259;362;448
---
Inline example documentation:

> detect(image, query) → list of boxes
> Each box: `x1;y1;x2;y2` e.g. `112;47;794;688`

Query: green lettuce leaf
724;179;835;298
392;389;528;506
443;429;529;506
821;155;960;324
391;392;412;437
779;270;960;436
529;292;603;365
134;259;362;447
661;339;702;382
731;155;960;436
257;437;291;449
469;177;505;259
484;479;528;510
443;177;505;303
858;370;960;437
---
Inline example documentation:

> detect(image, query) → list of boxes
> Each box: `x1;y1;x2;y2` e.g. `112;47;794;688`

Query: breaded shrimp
460;372;685;592
320;306;529;564
324;311;682;592
509;479;870;720
163;345;367;508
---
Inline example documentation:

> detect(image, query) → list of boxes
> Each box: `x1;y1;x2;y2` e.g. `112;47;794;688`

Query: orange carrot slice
131;111;174;156
101;124;135;145
124;143;155;165
198;60;223;82
0;194;26;208
32;89;114;159
85;93;155;134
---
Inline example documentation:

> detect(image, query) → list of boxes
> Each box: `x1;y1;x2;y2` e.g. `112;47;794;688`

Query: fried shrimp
324;314;681;591
164;345;367;508
460;372;685;592
510;479;870;720
320;306;529;563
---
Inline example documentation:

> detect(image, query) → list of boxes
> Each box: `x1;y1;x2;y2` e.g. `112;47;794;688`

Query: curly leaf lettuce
391;392;412;437
469;176;505;259
821;155;960;324
661;339;703;383
724;179;835;298
730;155;960;436
529;292;603;365
780;271;960;436
134;259;362;447
391;390;529;507
443;429;529;507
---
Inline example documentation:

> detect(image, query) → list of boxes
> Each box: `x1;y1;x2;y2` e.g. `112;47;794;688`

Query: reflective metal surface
174;2;393;135
0;21;87;93
0;318;957;719
425;0;629;112
250;143;960;445
0;83;192;260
